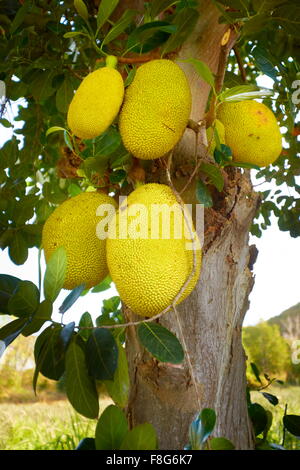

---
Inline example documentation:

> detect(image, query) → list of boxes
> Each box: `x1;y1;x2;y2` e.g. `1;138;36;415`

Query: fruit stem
105;55;118;69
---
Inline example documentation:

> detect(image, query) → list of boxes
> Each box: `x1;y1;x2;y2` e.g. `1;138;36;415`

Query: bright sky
0;76;299;327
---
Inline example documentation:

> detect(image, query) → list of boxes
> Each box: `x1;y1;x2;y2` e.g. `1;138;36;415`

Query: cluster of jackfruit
43;58;283;318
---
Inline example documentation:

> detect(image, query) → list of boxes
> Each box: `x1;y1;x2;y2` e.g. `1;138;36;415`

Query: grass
0;398;112;450
0;386;299;450
251;384;300;449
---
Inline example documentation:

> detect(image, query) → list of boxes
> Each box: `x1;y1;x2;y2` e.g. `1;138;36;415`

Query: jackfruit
67;66;124;140
119;60;192;160
206;119;226;154
42;191;117;290
106;183;201;317
217;100;282;167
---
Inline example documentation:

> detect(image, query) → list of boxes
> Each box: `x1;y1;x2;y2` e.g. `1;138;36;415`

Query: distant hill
268;303;300;341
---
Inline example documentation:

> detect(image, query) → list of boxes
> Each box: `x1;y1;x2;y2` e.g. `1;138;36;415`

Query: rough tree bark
124;0;258;449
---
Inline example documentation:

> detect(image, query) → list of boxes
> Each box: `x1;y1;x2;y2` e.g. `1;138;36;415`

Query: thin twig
233;45;246;82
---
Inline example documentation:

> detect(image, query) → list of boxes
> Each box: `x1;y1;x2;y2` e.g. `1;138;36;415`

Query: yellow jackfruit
67;66;124;140
206;119;226;154
119;60;192;160
106;183;202;317
217;100;282;167
42;191;117;290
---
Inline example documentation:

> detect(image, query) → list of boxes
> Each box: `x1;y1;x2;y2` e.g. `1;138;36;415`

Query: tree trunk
125;0;257;450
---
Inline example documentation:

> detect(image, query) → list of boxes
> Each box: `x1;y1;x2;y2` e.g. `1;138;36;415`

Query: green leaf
22;299;53;337
102;10;137;46
183;58;215;89
10;1;30;34
218;85;273;102
97;0;119;30
283;415;300;437
33;325;65;384
43;247;67;302
162;8;199;55
46;126;67;137
109;169;127;184
251;46;277;81
120;423;157;450
137;322;184;364
248;403;268;436
196;180;213;207
200;163;224;192
31;71;56;102
102;296;121;314
76;438;96;450
9;231;28;265
261;392;278;406
74;0;89;21
78;312;93;341
56;76;74;114
59;284;86;314
0;318;28;348
86;328;118;380
95;405;128;450
273;4;300;38
8;280;39;318
60;322;76;348
189;408;216;450
63;31;88;38
250;362;262;384
126;21;175;54
150;0;177;18
214;144;232;165
65;337;99;419
0;274;21;315
104;340;130;408
91;275;112;293
0;118;12;128
210;437;235;450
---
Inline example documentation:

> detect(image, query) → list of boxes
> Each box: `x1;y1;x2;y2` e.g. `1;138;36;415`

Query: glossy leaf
283;414;300;438
183;58;215;88
196;180;213;207
86;328;118;380
200;163;224;192
137;322;184;364
210;437;235;450
22;299;53;337
248;403;268;436
76;438;96;450
104;340;130;408
43;247;67;302
162;8;199;55
91;276;112;293
9;231;28;265
78;312;93;341
120;423;157;450
8;280;39;318
97;0;119;30
74;0;89;21
95;405;128;450
65;337;99;419
189;408;216;450
0;274;20;315
33;325;65;385
262;392;279;406
102;10;137;46
59;284;86;314
0;317;28;347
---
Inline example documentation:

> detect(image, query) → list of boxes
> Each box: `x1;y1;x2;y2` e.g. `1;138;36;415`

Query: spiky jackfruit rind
67;67;124;140
42;192;117;290
106;183;202;317
119;60;192;160
217;100;282;167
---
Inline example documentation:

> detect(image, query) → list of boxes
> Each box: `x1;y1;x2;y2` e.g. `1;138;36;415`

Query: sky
0;77;299;327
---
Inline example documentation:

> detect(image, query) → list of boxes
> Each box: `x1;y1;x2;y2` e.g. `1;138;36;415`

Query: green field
0;387;299;450
0;398;111;450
